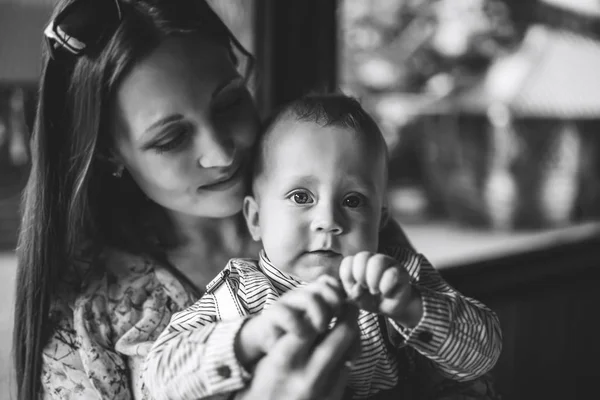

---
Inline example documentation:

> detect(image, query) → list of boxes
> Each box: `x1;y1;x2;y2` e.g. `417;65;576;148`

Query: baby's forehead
255;115;388;183
263;114;382;155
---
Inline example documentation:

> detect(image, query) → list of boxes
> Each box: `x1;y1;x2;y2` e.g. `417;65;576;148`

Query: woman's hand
234;303;361;400
235;275;346;368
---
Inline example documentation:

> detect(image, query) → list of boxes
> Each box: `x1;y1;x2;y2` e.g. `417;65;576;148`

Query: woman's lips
198;161;245;192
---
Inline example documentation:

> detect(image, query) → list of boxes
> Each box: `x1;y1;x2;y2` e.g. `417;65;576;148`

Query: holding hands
236;275;348;367
235;275;361;400
234;250;426;400
235;303;361;400
236;250;424;371
339;251;423;329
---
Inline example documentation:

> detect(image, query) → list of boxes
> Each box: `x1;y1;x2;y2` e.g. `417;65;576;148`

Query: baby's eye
343;194;365;208
289;191;314;205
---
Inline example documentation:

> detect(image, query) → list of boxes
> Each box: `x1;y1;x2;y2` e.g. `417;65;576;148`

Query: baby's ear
243;195;262;241
379;206;390;231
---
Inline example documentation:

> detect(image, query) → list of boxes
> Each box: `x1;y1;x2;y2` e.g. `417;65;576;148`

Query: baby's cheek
349;219;379;252
267;219;302;252
262;215;307;268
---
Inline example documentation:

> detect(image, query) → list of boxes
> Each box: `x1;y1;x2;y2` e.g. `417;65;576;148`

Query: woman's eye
152;129;189;154
290;191;313;205
343;194;364;208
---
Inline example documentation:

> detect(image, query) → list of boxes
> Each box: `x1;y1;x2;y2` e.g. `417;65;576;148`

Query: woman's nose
196;123;235;168
310;204;344;235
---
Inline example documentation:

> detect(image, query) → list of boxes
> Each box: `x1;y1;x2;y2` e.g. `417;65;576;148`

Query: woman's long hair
13;0;253;398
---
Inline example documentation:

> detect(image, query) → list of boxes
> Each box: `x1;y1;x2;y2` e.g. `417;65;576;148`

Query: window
207;0;256;89
338;0;600;267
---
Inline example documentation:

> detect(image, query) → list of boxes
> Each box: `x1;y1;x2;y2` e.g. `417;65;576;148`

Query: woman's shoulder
56;245;159;300
50;245;196;343
43;245;175;399
68;245;190;292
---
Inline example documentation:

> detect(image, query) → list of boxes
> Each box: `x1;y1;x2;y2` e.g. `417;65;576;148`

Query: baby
143;94;502;400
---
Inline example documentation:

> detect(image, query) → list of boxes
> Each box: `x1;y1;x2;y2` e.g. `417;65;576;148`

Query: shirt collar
258;249;305;288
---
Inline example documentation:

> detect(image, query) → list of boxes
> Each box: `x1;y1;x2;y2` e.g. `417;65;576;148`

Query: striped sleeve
142;292;251;400
384;247;503;381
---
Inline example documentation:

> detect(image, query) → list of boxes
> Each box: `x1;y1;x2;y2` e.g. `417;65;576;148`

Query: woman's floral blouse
42;247;197;399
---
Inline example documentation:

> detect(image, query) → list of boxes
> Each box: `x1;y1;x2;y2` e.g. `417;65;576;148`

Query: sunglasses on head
44;0;122;60
43;0;254;79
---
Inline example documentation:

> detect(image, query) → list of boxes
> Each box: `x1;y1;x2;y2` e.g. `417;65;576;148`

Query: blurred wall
0;1;53;82
0;1;49;249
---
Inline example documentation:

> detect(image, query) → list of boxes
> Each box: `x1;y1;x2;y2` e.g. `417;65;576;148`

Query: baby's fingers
351;251;373;287
364;254;393;295
379;267;401;297
339;256;356;297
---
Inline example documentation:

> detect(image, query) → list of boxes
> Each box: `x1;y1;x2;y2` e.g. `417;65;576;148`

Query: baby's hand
236;275;345;368
339;251;422;327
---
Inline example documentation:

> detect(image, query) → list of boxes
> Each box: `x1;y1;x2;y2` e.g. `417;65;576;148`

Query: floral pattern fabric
41;248;196;399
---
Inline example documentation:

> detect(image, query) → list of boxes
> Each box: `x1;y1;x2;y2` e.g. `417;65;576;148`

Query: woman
13;0;499;399
13;0;375;398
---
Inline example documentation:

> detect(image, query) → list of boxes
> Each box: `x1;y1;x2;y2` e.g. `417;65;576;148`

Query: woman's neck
165;211;260;290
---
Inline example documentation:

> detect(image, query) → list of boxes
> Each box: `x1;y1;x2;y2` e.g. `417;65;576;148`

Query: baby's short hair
252;93;388;184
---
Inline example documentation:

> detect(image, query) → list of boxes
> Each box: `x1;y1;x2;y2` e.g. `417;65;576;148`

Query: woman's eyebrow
139;77;244;141
212;76;244;98
142;114;184;139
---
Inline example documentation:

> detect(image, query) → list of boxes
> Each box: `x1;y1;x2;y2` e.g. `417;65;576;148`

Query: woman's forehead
112;34;238;141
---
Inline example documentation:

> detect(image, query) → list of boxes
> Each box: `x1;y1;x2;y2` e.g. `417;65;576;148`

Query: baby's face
246;119;387;282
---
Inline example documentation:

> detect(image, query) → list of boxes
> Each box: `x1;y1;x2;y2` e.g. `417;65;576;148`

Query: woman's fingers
236;303;360;400
271;331;314;368
311;276;346;315
338;304;362;362
323;362;353;400
233;334;308;400
280;279;345;333
306;303;361;385
268;304;315;338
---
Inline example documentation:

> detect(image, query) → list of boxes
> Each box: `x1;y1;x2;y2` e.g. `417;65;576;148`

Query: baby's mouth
301;250;343;277
309;250;341;257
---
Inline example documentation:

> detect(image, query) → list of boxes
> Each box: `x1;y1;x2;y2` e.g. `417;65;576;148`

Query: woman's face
112;34;259;219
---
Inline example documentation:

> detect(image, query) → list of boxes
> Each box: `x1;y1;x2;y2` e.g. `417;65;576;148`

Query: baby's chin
290;258;342;283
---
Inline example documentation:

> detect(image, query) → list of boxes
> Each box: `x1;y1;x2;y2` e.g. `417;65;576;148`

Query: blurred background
2;0;600;398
